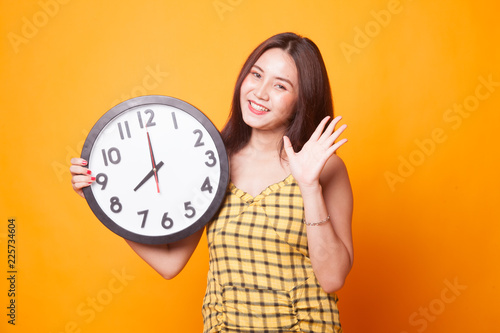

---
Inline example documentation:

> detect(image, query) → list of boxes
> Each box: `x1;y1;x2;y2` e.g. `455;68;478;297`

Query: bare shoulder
320;154;349;185
318;154;353;234
319;154;352;207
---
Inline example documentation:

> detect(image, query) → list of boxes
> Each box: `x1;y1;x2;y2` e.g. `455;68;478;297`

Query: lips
248;100;270;115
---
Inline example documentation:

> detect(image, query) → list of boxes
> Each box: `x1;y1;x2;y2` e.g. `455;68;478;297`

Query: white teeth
250;101;270;112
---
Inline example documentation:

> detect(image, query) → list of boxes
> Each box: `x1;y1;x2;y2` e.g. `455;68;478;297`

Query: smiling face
239;48;299;134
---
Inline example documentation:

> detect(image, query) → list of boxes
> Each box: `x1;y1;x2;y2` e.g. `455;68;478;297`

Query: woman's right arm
124;230;203;279
70;158;202;279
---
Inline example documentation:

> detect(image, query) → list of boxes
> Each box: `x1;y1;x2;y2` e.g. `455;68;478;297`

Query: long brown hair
221;32;334;157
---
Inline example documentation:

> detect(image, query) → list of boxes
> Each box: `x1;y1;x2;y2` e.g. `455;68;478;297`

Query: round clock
81;95;229;244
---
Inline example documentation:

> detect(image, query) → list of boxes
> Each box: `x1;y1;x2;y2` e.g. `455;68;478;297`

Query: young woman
71;32;353;332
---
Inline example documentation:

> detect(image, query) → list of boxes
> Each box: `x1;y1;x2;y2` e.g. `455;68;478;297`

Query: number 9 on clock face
81;95;229;244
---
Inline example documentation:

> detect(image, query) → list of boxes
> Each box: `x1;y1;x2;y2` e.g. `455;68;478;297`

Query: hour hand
134;161;164;192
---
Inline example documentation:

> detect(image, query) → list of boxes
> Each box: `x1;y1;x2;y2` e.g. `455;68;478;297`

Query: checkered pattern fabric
202;175;342;333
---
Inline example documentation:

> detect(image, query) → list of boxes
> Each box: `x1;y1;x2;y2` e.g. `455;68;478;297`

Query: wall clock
81;95;229;244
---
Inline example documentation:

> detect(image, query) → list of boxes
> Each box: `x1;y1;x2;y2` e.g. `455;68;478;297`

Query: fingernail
86;169;92;175
82;160;88;166
90;177;96;181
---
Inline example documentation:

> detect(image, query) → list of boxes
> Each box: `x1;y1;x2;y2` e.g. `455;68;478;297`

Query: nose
253;80;270;101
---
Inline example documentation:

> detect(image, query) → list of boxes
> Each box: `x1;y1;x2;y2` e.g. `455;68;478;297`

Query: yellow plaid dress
202;175;342;333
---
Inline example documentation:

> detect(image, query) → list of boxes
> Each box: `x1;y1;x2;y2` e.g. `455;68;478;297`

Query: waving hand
283;116;348;188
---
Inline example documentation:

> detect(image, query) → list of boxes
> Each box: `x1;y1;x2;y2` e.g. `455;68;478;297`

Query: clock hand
134;161;164;192
146;126;160;193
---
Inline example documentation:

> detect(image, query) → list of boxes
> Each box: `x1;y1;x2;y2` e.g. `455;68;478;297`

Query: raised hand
283;116;347;188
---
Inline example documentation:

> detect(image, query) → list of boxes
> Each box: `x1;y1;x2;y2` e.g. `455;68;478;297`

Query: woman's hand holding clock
70;158;95;198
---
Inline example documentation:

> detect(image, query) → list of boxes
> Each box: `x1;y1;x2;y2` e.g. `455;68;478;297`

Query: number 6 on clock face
81;95;229;244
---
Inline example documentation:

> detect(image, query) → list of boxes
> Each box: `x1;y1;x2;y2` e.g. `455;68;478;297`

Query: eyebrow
252;64;295;88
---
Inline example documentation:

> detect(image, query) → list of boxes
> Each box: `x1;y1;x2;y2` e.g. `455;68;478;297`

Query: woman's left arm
284;116;353;293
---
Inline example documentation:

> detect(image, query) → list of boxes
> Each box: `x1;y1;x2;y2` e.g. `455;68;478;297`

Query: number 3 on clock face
81;95;229;244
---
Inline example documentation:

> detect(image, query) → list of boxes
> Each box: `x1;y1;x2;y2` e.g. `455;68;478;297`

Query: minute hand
134;161;164;192
147;129;160;193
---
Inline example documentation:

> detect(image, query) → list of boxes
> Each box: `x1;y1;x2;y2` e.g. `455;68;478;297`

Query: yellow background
1;0;498;332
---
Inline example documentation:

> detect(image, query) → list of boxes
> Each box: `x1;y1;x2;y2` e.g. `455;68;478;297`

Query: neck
246;128;284;155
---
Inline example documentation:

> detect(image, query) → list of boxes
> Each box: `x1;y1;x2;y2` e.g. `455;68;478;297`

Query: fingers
70;158;90;175
70;164;91;176
322;114;346;138
70;158;94;197
319;116;348;156
71;172;95;193
71;174;95;184
313;116;345;142
70;157;88;166
310;116;331;141
324;123;347;148
286;116;348;159
319;116;342;138
327;138;348;156
72;181;90;198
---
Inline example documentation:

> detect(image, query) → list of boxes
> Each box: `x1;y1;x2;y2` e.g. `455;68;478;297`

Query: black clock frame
81;95;229;244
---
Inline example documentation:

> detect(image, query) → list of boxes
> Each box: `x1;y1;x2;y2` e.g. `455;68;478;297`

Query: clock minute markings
171;111;178;129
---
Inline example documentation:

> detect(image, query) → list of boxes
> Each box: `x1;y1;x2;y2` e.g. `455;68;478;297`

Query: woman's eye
276;84;286;90
251;72;261;79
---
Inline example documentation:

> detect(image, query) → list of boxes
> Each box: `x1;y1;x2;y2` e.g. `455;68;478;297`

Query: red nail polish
90;177;96;181
87;170;92;175
82;160;88;166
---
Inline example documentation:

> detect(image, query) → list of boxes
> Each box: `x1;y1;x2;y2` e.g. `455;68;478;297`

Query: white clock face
82;96;229;244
